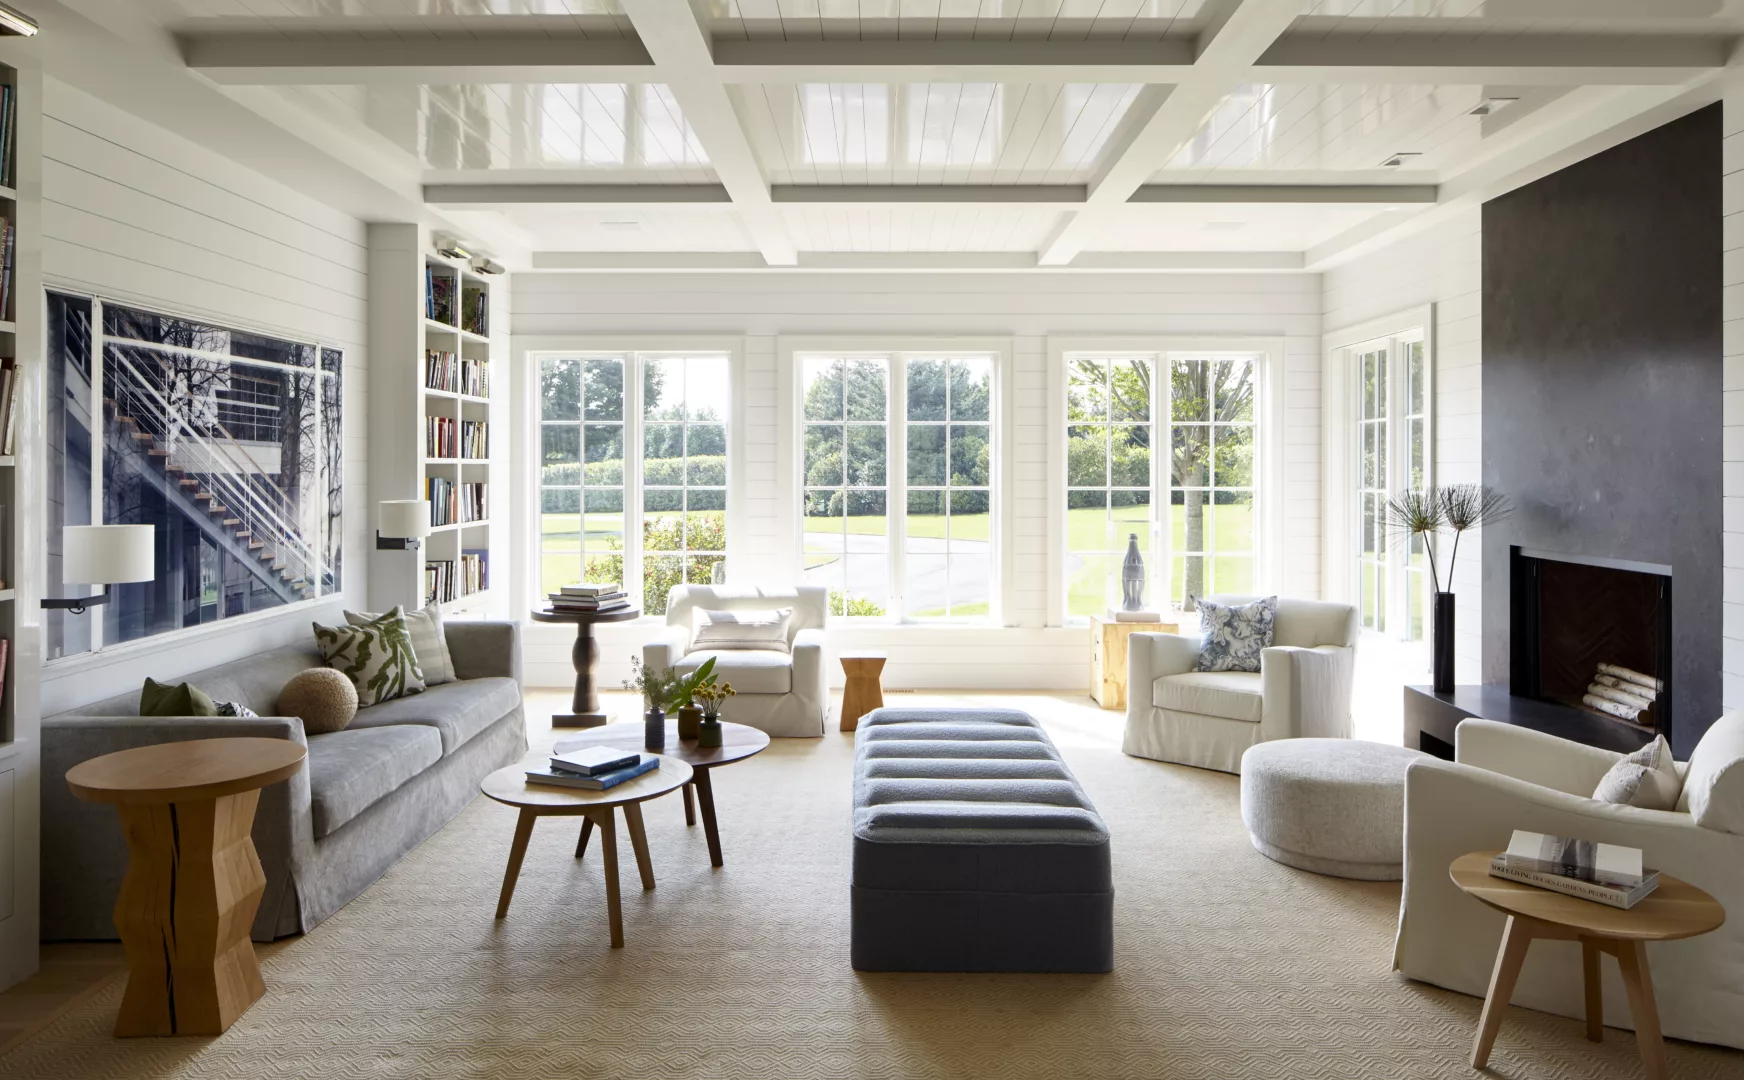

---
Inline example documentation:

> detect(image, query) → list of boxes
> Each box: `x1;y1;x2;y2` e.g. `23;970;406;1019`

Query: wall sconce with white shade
376;500;431;551
41;524;156;616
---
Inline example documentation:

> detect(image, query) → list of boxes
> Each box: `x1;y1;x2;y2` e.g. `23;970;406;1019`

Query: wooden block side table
839;653;887;732
65;737;307;1037
1450;851;1725;1080
1089;615;1180;710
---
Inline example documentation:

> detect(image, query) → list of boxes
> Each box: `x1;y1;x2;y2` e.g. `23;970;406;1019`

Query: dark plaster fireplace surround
1509;548;1670;741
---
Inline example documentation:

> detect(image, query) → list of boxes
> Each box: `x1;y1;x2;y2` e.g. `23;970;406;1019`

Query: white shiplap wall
513;270;1323;690
38;79;370;715
1724;72;1744;712
1321;210;1484;682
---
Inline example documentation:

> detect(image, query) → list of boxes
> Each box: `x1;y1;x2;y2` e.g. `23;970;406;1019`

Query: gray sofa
40;620;528;942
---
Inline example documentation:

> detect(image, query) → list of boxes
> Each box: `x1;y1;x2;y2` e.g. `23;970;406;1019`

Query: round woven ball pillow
277;668;359;735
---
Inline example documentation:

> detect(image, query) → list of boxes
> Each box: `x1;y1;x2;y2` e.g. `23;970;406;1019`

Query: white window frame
513;335;744;620
1046;336;1283;628
777;336;1014;625
1323;307;1435;638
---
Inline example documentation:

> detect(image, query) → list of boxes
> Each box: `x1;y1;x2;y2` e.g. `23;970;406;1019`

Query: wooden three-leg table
1450;851;1725;1080
482;757;691;947
65;737;308;1036
554;720;770;868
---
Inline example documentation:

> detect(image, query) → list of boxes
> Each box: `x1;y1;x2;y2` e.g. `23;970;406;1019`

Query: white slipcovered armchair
1397;715;1744;1050
1122;595;1358;774
643;584;828;737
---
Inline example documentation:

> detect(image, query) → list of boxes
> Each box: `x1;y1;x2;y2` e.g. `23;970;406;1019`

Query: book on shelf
462;284;488;336
425;414;456;458
425;349;458;392
549;747;640;776
459;419;488;458
460;548;488;595
425;559;454;605
0;216;12;323
0;638;9;707
0;83;15;189
1488;830;1661;910
0;356;15;457
425;266;456;325
526;754;659;791
425;478;487;526
462;356;489;397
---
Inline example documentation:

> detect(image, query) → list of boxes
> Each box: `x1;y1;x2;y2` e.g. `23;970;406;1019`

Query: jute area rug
5;692;1739;1079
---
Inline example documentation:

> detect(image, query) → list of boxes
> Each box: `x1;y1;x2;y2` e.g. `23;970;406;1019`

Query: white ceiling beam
531;251;1306;273
1305;81;1719;271
179;32;655;86
1130;184;1437;203
426;184;733;207
429;182;1437;209
711;39;1194;84
1037;0;1303;266
1254;32;1727;87
617;0;797;266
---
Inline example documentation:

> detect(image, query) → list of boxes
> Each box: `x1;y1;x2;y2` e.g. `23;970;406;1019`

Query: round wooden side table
1450;851;1725;1080
529;604;641;727
554;720;770;867
66;737;307;1037
839;652;887;732
482;755;692;947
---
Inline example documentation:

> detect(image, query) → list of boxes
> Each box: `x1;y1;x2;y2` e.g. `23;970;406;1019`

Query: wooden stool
65;737;307;1037
839;653;887;732
1450;851;1725;1080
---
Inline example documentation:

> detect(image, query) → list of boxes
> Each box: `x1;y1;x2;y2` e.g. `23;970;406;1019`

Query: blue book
549;746;639;776
526;754;659;791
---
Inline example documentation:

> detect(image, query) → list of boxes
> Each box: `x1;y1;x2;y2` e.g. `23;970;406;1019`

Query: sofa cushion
678;649;792;694
1677;710;1744;833
1153;670;1263;723
346;676;521;754
308;725;443;839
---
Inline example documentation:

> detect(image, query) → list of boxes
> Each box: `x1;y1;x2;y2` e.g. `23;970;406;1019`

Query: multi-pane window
800;352;997;620
1353;331;1430;640
538;352;730;616
802;357;890;616
1065;356;1154;619
642;356;729;613
1063;351;1261;619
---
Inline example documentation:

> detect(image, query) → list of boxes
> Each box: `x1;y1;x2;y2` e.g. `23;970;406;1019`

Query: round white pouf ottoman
1239;738;1429;881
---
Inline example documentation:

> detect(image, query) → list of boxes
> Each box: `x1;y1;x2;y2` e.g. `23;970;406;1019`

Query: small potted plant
692;680;736;748
623;656;679;751
666;658;717;741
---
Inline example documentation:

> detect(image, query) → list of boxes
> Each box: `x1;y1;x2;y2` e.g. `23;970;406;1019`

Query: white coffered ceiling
46;0;1744;270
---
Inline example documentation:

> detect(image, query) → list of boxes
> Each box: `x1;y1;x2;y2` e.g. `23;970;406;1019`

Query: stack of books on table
1487;830;1660;910
547;583;629;615
526;747;659;791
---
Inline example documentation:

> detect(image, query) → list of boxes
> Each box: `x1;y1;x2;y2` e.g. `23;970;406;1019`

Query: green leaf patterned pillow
313;606;426;707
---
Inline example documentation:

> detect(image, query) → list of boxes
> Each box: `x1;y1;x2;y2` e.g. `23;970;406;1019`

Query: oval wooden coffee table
482;755;692;947
1451;851;1725;1080
554;720;770;868
66;737;307;1037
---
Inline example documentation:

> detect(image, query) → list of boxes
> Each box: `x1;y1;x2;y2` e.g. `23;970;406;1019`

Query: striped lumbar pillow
692;607;794;653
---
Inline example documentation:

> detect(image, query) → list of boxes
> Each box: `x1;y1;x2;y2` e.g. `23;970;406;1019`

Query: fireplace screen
1509;547;1671;737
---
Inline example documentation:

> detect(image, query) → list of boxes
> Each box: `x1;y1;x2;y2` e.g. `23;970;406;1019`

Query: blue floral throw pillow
1195;596;1278;673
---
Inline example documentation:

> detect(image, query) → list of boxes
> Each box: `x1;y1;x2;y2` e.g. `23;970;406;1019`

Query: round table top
1450;851;1726;942
529;605;642;625
554;720;770;769
66;737;307;805
482;754;693;813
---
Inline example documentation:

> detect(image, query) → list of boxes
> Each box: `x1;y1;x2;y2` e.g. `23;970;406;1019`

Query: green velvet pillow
139;678;219;717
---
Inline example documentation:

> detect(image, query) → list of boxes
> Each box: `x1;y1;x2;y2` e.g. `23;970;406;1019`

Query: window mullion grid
627;353;645;614
890;355;907;624
90;299;107;653
1151;354;1166;617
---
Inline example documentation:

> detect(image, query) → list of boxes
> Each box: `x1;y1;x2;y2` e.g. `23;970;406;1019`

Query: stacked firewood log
1582;663;1658;725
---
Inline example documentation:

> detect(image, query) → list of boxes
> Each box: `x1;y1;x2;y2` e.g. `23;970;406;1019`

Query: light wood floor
0;944;125;1056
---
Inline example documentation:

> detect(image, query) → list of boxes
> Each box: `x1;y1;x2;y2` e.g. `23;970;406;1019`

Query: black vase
1432;591;1456;693
644;706;667;751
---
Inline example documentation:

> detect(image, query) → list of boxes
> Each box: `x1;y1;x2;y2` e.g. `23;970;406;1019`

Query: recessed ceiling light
1469;97;1521;117
1380;152;1423;168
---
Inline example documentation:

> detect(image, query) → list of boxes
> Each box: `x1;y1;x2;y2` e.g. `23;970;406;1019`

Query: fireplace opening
1510;547;1671;740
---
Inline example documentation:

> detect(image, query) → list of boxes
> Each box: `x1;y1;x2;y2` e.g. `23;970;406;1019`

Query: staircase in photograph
102;349;320;605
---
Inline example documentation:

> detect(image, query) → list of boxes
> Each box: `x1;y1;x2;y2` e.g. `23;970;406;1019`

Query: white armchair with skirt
1396;714;1744;1050
643;584;829;737
1122;595;1359;774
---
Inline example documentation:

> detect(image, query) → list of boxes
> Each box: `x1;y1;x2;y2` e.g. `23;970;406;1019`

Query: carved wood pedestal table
65;737;307;1037
482;755;692;947
530;605;641;727
555;720;771;868
1450;851;1725;1080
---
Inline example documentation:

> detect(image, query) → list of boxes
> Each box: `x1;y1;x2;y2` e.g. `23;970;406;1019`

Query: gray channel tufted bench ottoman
1239;738;1429;880
851;707;1113;972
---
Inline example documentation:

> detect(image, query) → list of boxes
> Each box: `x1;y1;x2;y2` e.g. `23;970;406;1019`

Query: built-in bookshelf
0;42;46;992
367;224;503;618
